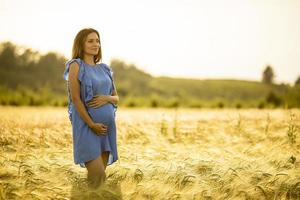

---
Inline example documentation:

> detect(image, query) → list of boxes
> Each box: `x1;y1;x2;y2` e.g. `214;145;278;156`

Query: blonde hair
72;28;102;63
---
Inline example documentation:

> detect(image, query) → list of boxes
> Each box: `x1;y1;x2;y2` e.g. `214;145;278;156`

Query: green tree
266;91;282;107
0;42;18;70
262;65;274;84
295;76;300;86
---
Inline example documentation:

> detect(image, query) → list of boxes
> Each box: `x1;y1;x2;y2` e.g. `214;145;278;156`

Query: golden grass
0;106;299;199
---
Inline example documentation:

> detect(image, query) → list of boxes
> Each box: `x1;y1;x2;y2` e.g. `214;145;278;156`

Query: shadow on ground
70;177;123;200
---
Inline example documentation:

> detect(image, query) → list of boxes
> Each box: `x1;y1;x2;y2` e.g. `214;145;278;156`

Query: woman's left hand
87;95;108;108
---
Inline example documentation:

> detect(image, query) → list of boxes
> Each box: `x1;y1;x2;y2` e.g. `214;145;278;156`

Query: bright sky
0;0;299;84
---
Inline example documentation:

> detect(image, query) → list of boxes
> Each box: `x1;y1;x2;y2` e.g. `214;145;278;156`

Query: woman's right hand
89;122;107;135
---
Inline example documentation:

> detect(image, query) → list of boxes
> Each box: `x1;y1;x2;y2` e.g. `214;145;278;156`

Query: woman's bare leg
101;151;109;170
85;155;106;189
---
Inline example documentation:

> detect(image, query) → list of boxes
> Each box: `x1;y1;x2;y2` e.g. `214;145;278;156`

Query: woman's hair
72;28;102;63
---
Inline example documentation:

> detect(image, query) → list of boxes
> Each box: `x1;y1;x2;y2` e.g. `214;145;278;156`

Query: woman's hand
89;122;107;135
87;95;108;108
107;95;119;105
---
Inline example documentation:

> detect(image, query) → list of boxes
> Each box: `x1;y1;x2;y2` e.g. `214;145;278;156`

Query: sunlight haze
0;0;299;84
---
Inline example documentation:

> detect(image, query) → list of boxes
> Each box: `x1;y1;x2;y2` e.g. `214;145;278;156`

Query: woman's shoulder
99;63;114;78
63;58;84;81
99;62;113;71
65;58;83;67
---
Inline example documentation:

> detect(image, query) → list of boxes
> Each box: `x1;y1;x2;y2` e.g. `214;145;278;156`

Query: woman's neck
83;55;95;66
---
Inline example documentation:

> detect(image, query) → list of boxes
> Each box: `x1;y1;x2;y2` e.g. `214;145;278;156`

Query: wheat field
0;106;299;200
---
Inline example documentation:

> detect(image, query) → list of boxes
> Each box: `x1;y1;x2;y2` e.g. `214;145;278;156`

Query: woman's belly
87;103;115;126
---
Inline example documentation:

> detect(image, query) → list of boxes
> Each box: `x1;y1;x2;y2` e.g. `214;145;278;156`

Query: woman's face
83;32;100;56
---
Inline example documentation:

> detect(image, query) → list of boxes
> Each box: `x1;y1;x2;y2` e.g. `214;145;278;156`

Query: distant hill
110;59;299;108
0;41;299;108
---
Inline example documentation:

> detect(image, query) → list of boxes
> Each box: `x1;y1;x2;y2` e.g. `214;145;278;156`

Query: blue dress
63;58;118;167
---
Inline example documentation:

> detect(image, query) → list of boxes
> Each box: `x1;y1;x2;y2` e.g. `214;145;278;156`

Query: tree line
0;41;299;108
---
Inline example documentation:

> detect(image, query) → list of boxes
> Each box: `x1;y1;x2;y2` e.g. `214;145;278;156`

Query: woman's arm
68;62;94;127
107;81;119;105
86;77;119;108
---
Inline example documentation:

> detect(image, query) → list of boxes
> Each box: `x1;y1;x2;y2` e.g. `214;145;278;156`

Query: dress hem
75;150;118;168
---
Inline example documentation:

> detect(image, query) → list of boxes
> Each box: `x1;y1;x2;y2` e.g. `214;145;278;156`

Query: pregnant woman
63;28;119;188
